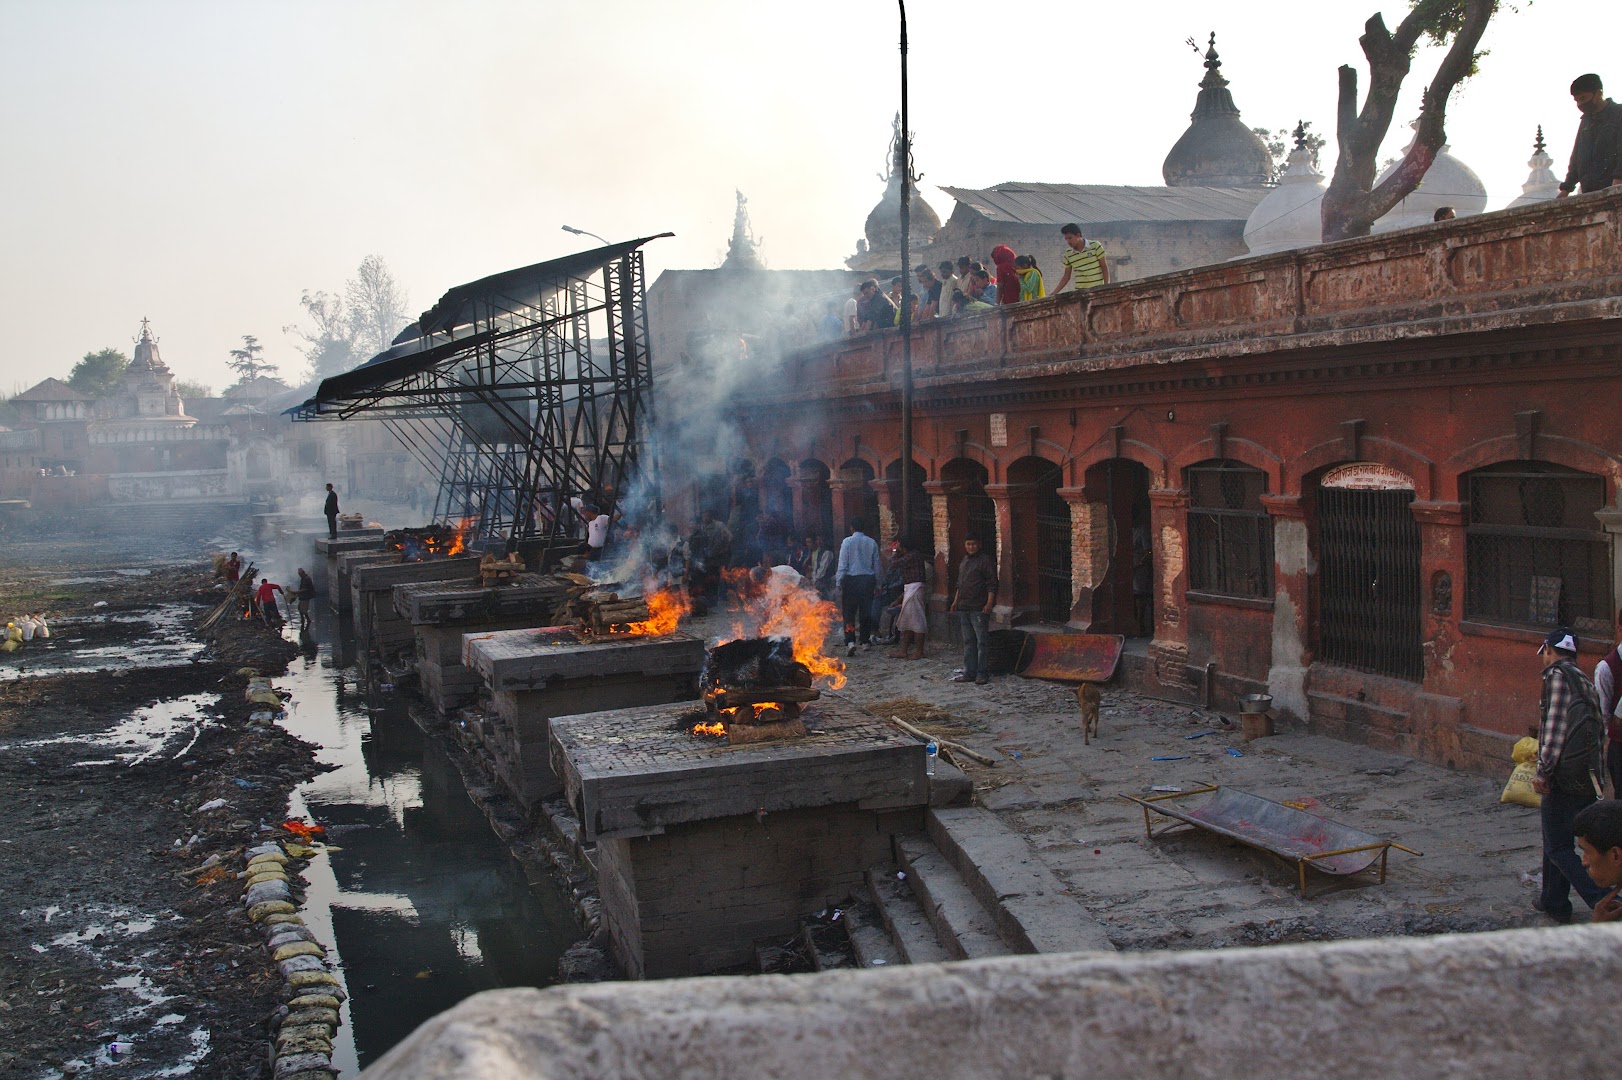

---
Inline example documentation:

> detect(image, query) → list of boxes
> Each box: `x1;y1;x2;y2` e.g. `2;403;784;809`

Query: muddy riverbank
0;558;325;1077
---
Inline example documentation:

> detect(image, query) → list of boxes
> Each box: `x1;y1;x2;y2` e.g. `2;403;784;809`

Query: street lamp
561;225;610;245
897;0;914;548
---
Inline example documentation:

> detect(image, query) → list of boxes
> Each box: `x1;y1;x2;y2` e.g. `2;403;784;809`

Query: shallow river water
274;612;582;1074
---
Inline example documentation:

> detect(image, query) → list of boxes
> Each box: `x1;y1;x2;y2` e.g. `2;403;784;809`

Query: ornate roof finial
1199;32;1228;90
1534;125;1547;155
721;189;764;270
1292;120;1310;151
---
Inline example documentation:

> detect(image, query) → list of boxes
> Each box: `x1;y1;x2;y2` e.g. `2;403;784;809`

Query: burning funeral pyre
384;521;472;561
690;575;847;744
567;585;690;639
697;637;819;743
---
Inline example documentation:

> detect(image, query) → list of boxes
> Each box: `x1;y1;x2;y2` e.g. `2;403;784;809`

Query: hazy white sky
0;0;1614;394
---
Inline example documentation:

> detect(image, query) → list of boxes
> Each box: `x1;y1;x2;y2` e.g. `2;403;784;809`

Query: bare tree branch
1322;0;1497;242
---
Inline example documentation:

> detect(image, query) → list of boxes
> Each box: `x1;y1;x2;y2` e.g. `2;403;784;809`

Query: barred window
1186;460;1272;599
1465;462;1611;633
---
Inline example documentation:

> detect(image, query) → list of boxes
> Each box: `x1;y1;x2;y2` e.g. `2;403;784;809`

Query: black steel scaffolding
290;235;670;545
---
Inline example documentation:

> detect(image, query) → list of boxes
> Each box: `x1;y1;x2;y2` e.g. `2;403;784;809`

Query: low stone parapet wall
363;924;1621;1079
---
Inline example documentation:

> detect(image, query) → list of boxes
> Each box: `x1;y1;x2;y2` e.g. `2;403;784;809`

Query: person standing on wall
1532;627;1609;923
950;535;998;686
835;518;880;656
324;483;340;540
1558;73;1622;197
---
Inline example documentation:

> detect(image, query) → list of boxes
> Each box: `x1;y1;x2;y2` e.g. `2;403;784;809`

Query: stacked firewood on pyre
567;581;652;638
695;637;819;744
478;549;525;586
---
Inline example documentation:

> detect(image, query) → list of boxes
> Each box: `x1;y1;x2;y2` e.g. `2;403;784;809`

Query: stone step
865;868;950;965
800;921;857;972
926;806;1115;955
895;836;1012;961
841;893;904;970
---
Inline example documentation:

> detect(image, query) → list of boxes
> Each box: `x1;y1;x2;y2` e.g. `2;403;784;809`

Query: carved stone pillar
1058;486;1107;629
1147;487;1193;693
983;483;1015;624
869;478;902;547
1262;493;1310;721
827;477;860;541
923;480;953;611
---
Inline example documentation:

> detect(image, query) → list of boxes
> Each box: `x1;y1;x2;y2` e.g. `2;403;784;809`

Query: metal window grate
1465;466;1610;630
1036;501;1073;623
1318;487;1423;680
1186;462;1272;599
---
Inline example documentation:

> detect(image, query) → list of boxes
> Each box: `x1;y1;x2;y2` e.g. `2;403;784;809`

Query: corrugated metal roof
939;182;1267;225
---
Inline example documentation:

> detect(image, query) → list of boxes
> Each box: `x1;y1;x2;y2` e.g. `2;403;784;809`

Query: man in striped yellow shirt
1053;222;1110;291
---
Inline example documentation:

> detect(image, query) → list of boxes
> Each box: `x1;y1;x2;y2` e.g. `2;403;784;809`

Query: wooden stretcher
1125;784;1422;898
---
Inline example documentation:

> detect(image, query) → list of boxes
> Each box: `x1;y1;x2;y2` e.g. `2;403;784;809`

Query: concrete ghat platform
462;629;705;812
393;576;573;716
550;695;926;978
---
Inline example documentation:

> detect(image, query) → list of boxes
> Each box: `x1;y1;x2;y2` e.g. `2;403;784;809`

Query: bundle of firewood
571;590;651;635
478;551;525;586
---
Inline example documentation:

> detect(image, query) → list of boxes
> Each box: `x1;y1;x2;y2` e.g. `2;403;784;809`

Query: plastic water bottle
925;740;939;777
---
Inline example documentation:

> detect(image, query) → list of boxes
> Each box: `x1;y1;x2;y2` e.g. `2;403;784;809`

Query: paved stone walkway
688;612;1555;949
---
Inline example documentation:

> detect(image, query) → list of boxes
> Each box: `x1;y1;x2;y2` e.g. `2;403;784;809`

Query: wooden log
725;717;807;744
711;687;822;708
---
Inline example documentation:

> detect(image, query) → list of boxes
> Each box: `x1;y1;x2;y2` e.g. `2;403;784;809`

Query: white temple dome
1508;126;1560;209
1243;131;1326;256
1371;126;1487;232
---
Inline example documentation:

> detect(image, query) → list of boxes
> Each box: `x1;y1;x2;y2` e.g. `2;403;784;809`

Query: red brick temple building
681;190;1622;774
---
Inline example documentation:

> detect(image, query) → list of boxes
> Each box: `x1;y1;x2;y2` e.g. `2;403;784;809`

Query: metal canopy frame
290;235;670;544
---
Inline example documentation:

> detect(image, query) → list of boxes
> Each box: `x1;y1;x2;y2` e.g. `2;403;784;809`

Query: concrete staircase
850;805;1115;966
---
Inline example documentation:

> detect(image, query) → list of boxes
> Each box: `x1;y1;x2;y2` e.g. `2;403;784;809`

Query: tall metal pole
897;0;913;546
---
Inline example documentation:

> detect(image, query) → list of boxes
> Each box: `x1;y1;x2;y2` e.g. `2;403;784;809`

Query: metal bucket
1239;693;1274;740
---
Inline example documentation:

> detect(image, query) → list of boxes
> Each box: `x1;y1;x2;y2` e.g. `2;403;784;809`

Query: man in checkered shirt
1532;626;1609;922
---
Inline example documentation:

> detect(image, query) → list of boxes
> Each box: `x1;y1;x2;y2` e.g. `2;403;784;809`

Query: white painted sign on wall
1321;463;1415;491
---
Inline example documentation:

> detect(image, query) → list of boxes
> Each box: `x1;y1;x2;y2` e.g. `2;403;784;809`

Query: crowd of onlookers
817;223;1111;339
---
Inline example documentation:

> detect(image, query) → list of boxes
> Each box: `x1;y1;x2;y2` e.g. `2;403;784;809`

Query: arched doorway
1008;456;1071;623
759;458;794;555
839;458;880;537
1311;463;1422;680
1084;458;1152;636
885;458;931;547
940;458;995;599
798;459;835;543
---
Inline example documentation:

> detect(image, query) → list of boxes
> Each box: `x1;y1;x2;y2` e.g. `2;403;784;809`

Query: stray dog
1075;682;1101;744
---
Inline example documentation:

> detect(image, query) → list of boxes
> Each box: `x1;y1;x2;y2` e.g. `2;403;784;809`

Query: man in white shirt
571;497;617;561
835;518;881;655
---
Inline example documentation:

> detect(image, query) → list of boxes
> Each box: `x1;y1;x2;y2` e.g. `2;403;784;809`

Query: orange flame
691;720;726;737
722;576;847;690
621;587;690;637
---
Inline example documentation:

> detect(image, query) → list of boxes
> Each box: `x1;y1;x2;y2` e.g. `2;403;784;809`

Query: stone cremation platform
462;628;705;812
327;548;395;612
349;556;481;669
312;530;386;589
549;694;927;978
392;575;573;716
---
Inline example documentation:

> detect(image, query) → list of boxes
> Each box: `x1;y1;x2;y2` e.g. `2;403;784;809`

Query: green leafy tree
1321;0;1499;242
284;290;359;380
175;379;214;400
67;348;130;399
285;255;410;380
226;334;278;383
